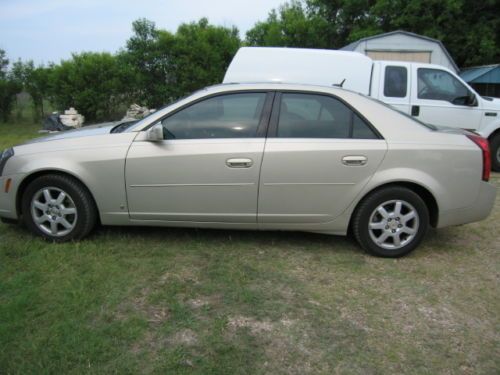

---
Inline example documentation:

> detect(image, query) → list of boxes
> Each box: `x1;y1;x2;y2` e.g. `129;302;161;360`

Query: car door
410;66;483;130
258;92;387;225
126;91;273;223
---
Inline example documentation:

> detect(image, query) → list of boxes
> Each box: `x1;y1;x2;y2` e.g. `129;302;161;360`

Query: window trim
267;90;384;140
144;90;276;139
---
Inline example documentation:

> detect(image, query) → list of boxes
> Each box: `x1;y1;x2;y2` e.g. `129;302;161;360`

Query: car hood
22;122;120;145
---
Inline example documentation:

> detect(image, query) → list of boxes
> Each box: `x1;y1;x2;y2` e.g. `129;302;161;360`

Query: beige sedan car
0;83;496;256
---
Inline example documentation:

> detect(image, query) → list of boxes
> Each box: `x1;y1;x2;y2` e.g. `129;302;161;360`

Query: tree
11;60;52;121
168;18;240;98
246;1;330;48
50;52;134;122
246;0;500;67
0;49;22;122
124;18;241;107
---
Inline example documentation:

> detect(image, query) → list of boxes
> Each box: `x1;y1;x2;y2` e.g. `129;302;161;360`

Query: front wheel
352;187;429;257
22;174;97;242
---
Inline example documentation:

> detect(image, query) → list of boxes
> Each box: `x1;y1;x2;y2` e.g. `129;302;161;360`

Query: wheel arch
16;169;100;221
349;181;439;230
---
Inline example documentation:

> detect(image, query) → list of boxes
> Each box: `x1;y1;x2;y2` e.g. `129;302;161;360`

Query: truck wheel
22;174;97;242
352;186;429;257
490;134;500;172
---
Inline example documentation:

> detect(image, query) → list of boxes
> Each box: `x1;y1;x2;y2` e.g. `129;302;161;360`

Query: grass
0;122;499;374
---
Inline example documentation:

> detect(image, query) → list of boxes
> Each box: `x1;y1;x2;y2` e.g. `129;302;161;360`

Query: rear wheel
490;133;500;172
22;174;97;241
352;187;429;257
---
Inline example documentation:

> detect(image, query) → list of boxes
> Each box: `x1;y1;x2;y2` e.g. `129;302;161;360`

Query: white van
224;47;500;170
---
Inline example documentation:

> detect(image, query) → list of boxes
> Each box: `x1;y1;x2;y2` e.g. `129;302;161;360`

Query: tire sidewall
354;188;429;257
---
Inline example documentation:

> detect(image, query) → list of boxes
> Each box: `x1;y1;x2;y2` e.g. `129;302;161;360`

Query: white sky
0;0;286;64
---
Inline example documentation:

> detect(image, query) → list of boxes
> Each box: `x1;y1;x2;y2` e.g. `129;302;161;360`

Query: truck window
384;66;407;98
417;68;470;104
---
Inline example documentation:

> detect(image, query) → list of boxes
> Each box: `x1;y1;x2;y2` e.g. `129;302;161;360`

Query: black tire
22;174;97;242
490;134;500;172
352;186;429;257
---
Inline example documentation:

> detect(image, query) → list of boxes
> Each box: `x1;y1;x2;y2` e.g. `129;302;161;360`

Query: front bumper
0;174;26;220
437;181;497;228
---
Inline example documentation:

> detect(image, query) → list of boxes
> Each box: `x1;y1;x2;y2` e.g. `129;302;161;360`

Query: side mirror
146;123;164;141
468;93;478;107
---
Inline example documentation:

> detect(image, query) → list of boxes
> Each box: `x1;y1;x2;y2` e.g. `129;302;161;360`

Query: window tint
277;93;378;139
161;93;266;139
417;68;470;104
384;66;407;98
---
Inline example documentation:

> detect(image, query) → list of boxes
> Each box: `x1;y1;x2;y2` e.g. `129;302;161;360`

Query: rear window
384;66;408;98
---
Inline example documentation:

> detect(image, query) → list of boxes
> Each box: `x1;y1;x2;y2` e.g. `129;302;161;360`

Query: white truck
223;47;500;171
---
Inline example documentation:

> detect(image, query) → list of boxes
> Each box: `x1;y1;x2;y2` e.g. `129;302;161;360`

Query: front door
126;92;272;223
411;66;482;130
258;92;387;224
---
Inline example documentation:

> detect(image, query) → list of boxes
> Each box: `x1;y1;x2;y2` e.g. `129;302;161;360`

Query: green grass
1;123;499;374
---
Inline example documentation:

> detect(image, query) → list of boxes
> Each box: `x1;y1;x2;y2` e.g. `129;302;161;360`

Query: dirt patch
115;287;169;325
186;294;221;309
227;315;274;334
168;329;199;346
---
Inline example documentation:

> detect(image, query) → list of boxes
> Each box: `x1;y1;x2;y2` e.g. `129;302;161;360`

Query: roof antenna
333;79;346;88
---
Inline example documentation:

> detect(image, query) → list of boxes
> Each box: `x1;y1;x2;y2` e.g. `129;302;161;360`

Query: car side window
417;68;470;104
277;93;378;139
161;93;266;139
384;66;407;98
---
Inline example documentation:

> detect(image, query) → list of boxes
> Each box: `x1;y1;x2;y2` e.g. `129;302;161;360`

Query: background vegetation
0;0;499;123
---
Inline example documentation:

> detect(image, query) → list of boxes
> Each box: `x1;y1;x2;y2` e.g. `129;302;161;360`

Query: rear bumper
437;181;497;228
0;174;25;220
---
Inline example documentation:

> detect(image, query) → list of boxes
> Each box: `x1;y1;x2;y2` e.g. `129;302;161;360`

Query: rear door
258;92;387;225
126;91;273;223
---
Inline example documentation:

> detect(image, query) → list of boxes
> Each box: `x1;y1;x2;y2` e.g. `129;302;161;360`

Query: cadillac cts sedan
0;83;496;257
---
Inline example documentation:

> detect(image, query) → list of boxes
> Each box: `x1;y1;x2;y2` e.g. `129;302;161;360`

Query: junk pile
122;104;156;121
42;108;85;132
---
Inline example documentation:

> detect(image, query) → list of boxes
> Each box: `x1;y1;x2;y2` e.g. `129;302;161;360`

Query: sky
0;0;285;65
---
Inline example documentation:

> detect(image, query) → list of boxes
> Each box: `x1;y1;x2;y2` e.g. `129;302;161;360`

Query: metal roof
460;64;500;84
340;30;459;72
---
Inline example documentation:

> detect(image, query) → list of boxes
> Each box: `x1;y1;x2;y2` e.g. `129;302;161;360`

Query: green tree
0;49;22;122
168;18;240;98
246;1;330;48
11;60;52;121
247;0;500;67
124;18;241;107
50;52;133;122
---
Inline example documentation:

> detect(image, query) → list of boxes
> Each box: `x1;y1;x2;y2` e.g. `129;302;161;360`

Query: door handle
411;105;420;116
226;158;253;168
342;155;367;166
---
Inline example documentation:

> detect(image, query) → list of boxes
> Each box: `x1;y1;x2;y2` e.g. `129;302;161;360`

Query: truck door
410;66;482;130
378;62;411;115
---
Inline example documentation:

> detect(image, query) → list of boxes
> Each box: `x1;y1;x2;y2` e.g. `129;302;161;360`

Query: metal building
460;64;500;98
341;30;459;73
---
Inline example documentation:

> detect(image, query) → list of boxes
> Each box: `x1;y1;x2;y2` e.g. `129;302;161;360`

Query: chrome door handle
342;155;367;166
226;158;253;168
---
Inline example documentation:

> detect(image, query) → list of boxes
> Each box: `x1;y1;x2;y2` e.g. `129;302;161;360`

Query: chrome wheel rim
368;200;419;250
496;146;500;163
30;187;78;237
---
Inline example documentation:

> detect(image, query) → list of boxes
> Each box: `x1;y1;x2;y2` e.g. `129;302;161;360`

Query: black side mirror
468;93;478;107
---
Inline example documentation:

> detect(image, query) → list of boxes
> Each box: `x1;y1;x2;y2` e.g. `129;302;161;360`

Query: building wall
351;33;457;72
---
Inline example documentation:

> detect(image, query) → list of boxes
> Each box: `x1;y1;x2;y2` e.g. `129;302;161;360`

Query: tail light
466;134;491;182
